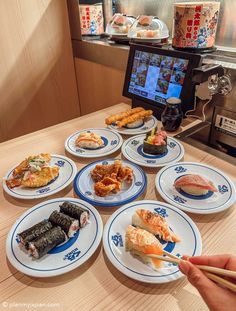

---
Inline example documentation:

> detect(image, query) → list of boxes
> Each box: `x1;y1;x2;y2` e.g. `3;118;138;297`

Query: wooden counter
0;103;235;311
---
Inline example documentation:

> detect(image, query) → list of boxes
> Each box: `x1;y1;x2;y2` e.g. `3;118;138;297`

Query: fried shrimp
105;107;144;125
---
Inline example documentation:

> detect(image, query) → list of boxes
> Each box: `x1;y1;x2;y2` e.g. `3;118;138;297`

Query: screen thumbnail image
156;79;169;94
170;70;185;85
149;54;162;67
160;56;174;69
173;58;189;71
135;62;148;87
132;59;139;74
159;67;172;82
140;52;151;64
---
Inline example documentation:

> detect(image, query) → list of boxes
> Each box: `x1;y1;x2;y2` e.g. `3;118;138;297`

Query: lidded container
161;97;183;132
172;2;220;50
106;13;136;36
128;15;169;40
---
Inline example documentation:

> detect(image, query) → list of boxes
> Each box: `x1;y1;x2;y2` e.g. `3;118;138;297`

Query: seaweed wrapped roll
60;202;90;228
28;226;66;259
49;210;79;237
17;220;53;249
143;128;167;155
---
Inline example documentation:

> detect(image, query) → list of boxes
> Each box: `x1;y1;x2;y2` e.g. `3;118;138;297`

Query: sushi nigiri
132;209;180;243
75;132;104;149
174;174;218;196
125;225;163;269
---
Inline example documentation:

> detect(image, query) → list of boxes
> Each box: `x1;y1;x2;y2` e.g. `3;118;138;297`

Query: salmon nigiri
132;209;180;243
174;174;218;196
125;225;163;269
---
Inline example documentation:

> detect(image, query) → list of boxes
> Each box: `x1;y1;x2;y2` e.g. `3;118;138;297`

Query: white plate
108;116;158;136
3;155;77;200
65;128;123;158
103;200;202;283
129;36;168;42
73;159;147;207
122;134;184;168
6;198;103;277
156;162;236;214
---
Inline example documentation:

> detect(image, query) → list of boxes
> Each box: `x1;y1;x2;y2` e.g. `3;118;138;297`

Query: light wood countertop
0;103;235;311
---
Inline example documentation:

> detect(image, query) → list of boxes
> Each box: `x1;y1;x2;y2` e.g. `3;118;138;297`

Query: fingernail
179;260;191;275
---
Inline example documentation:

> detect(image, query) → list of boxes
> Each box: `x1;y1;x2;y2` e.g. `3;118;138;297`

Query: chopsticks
148;252;236;293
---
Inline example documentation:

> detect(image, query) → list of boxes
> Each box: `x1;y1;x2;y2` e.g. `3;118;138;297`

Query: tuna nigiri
174;174;218;196
132;209;180;243
125;225;163;269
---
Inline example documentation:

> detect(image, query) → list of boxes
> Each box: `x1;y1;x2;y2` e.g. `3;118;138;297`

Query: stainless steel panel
111;0;236;48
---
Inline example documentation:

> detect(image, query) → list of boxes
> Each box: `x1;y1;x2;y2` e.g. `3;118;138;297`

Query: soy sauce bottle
161;97;183;132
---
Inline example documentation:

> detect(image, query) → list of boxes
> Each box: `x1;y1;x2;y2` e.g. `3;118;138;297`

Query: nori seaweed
49;210;75;235
60;202;89;226
30;226;66;258
18;220;53;246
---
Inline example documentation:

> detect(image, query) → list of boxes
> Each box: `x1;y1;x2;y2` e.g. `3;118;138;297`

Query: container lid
166;97;182;104
127;15;169;40
106;14;136;36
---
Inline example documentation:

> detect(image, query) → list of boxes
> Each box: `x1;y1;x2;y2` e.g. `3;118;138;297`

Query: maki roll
60;202;90;228
17;220;53;249
143;128;167;155
28;226;66;259
49;210;79;238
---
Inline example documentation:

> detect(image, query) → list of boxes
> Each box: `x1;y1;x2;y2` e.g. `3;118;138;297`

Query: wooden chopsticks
148;252;236;293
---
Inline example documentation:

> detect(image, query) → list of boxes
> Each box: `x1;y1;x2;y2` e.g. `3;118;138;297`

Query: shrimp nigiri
132;209;181;243
125;225;163;269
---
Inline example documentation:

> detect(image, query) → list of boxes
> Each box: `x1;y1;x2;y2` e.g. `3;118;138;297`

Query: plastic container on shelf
106;13;136;37
128;15;169;41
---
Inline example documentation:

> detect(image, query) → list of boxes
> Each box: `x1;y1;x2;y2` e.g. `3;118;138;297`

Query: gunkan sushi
143;128;167;155
60;202;89;228
132;209;180;243
49;210;79;238
174;174;218;196
75;132;104;149
17;220;53;249
125;225;163;269
28;226;66;259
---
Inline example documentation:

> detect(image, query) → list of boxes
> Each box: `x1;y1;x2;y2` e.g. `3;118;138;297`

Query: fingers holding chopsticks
179;255;236;311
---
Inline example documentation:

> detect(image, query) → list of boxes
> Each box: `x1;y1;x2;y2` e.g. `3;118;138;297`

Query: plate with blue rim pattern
121;134;184;168
73;159;147;207
108;116;158;136
3;154;77;200
155;162;236;214
103;200;202;283
65;128;123;158
6;198;103;277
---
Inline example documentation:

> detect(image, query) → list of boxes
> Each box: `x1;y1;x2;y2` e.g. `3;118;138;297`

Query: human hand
179;255;236;311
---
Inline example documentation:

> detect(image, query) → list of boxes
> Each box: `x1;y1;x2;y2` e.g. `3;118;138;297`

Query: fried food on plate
117;110;153;128
105;107;144;125
6;153;59;189
91;160;133;197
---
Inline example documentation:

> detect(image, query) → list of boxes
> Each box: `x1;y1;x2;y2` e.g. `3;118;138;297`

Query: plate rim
103;199;202;283
122;134;185;168
107;115;158;136
155;162;236;214
73;158;147;207
6;197;103;277
2;154;77;200
65;128;123;158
